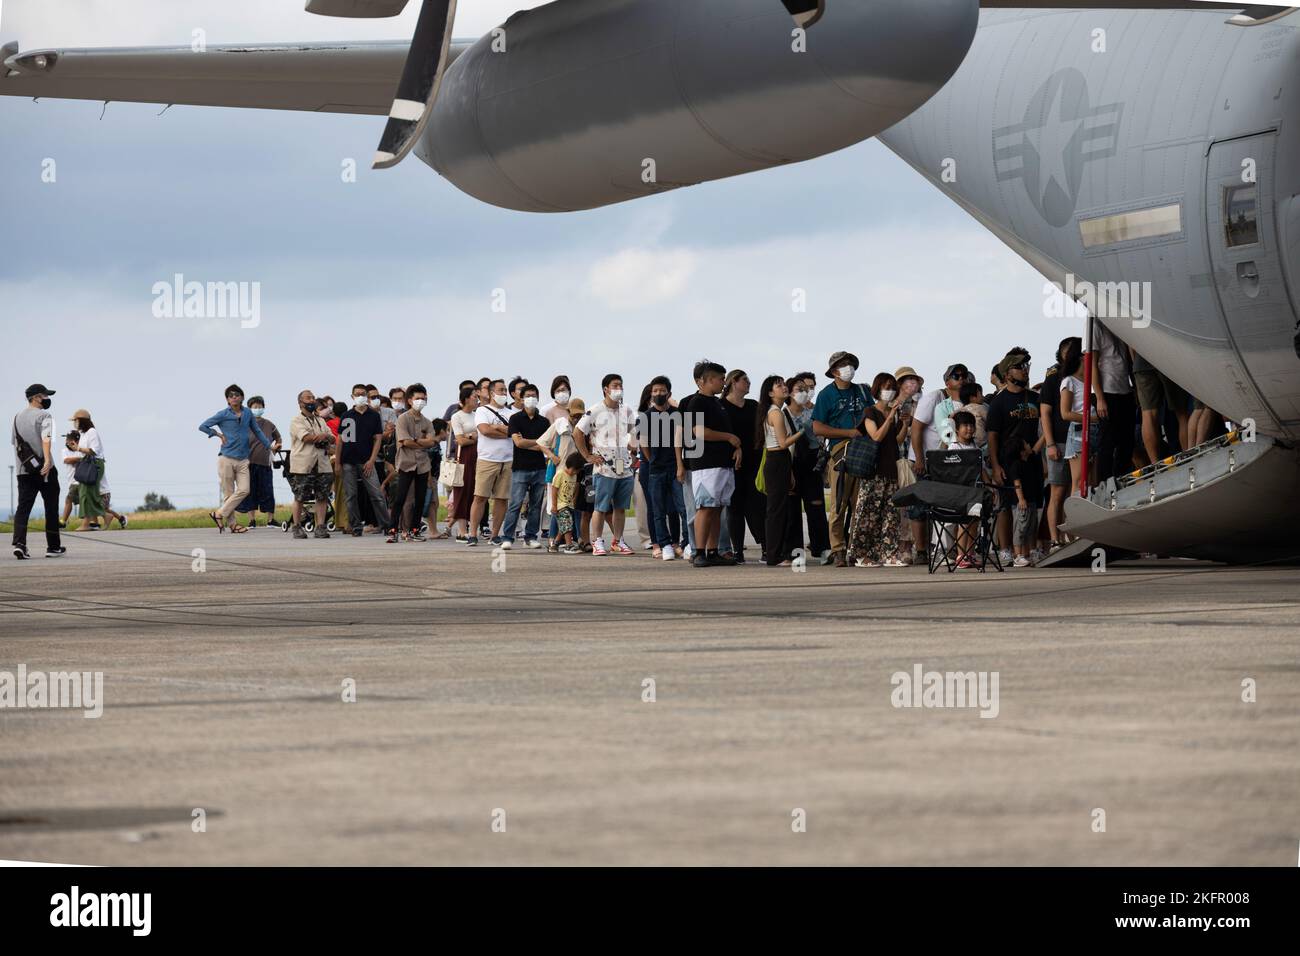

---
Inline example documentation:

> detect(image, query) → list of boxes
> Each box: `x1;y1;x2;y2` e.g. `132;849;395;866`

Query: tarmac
1;527;1297;866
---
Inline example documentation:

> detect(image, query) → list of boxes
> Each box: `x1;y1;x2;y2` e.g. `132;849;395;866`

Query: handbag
439;457;464;488
754;448;769;493
840;434;880;479
896;458;918;489
13;416;45;473
74;454;100;485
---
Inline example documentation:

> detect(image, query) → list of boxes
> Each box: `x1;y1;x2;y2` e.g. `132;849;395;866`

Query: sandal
436;529;452;539
229;524;248;534
209;512;226;533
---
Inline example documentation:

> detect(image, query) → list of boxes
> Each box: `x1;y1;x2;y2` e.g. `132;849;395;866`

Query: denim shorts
593;474;634;512
1065;422;1100;460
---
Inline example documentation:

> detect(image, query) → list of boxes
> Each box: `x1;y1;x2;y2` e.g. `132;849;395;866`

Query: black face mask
40;398;52;410
652;394;668;407
303;402;318;413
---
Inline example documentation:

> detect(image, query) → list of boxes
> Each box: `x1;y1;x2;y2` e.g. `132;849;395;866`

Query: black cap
25;384;55;399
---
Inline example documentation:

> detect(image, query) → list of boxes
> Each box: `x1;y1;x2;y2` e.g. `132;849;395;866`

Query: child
1006;434;1044;568
948;411;988;569
59;431;83;529
958;382;987;448
553;451;585;553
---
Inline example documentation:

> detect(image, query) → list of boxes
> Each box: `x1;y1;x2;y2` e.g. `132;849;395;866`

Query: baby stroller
273;449;337;534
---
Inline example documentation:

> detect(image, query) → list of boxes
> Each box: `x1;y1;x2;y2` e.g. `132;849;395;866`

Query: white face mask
554;392;570;405
608;389;623;403
411;398;426;412
353;395;368;408
524;397;539;411
493;393;509;407
369;398;381;408
393;401;407;411
837;366;857;383
880;389;897;402
792;390;809;404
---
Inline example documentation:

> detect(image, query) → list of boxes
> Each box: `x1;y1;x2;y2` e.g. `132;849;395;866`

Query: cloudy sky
1;1;1079;510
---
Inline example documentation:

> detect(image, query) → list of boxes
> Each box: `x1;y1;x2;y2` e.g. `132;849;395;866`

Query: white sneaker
998;549;1014;566
524;539;542;549
662;547;676;561
1013;555;1031;568
682;545;694;560
499;539;512;551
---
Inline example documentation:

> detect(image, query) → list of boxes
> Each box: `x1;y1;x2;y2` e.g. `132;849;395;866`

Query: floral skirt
848;475;903;565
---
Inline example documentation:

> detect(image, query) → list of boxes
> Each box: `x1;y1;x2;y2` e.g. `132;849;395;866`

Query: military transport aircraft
3;0;1299;562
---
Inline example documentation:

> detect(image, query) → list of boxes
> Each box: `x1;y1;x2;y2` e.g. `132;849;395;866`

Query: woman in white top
447;386;480;541
1058;346;1091;494
72;411;126;530
759;376;804;567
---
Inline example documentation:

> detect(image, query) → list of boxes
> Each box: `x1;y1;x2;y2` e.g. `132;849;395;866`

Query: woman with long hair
758;375;804;567
721;368;765;562
847;374;908;567
448;385;480;541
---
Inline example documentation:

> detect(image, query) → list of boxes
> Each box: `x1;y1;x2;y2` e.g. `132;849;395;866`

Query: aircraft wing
0;39;469;115
982;0;1291;9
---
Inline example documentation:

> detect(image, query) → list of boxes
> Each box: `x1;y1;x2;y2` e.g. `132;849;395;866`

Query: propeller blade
372;0;457;170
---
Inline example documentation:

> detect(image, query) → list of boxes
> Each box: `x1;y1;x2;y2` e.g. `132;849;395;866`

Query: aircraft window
1224;185;1259;248
1079;204;1182;249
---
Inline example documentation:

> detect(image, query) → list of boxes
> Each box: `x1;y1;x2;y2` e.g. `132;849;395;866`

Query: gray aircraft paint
878;7;1300;441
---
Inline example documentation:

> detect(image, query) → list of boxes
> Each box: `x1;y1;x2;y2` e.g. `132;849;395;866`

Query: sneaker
682;545;694;560
524;539;542;550
45;546;68;558
614;539;634;555
833;552;848;569
1013;555;1031;568
352;528;364;538
821;551;836;566
592;538;609;556
1030;549;1045;565
547;542;560;554
559;544;582;555
732;551;746;565
465;536;479;547
691;553;710;568
386;532;400;544
498;539;512;550
661;547;676;562
455;534;469;543
292;526;308;540
489;537;504;547
13;546;30;560
709;552;737;567
118;515;129;529
313;529;331;539
408;530;425;542
998;549;1014;566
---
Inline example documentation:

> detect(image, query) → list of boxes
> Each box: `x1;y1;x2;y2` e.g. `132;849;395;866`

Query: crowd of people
11;336;1224;566
180;331;1224;570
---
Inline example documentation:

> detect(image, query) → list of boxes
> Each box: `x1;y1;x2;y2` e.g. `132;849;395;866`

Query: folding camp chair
919;450;1002;574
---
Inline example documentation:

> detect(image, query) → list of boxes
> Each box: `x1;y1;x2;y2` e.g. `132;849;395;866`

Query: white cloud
584;247;697;311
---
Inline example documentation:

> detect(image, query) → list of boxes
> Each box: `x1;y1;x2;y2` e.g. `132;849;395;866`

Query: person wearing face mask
811;351;875;568
574;374;641;556
11;384;65;559
287;389;335;540
783;373;830;563
641;376;686;561
199;384;272;533
339;383;392;538
847;374;909;568
987;348;1043;565
542;375;573;425
233;395;281;530
534;396;586;551
388;383;437;543
469;379;515;547
499;384;550;549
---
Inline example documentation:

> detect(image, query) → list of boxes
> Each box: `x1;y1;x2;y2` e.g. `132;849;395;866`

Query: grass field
1;505;455;534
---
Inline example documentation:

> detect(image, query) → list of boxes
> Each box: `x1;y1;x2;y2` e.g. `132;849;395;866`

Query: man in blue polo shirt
198;384;272;532
811;350;875;568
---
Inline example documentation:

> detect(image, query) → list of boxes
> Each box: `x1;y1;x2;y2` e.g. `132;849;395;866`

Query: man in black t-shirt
339;384;391;536
678;360;740;568
986;349;1043;560
501;384;551;547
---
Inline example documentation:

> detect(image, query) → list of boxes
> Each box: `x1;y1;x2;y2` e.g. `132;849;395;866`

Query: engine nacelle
420;0;978;212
